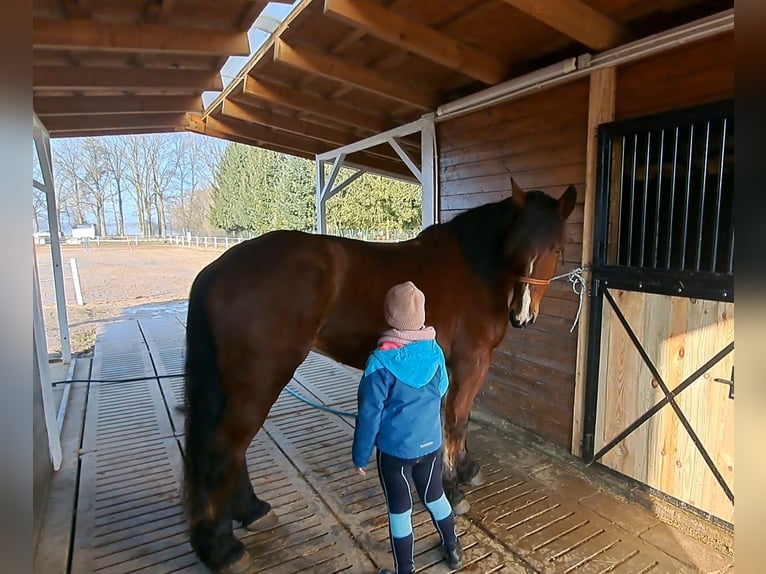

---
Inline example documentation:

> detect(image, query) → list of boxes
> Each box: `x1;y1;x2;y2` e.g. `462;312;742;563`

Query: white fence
59;229;420;252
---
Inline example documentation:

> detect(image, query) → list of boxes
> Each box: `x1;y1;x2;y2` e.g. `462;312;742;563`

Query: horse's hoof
467;469;486;487
452;498;470;516
217;552;253;574
244;509;278;532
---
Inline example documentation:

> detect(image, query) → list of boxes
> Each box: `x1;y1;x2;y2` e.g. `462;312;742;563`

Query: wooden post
572;67;616;456
69;258;84;306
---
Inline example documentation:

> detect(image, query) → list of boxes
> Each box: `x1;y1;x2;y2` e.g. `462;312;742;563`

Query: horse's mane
420;191;564;283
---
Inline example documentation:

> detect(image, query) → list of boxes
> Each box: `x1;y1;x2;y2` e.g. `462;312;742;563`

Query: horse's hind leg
231;462;276;531
442;352;490;515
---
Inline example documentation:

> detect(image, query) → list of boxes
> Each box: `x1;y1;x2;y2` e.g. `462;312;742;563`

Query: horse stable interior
33;1;735;573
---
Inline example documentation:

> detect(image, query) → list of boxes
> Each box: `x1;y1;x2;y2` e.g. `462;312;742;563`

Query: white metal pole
69;257;84;305
420;113;437;228
316;159;327;234
33;244;63;471
34;117;71;363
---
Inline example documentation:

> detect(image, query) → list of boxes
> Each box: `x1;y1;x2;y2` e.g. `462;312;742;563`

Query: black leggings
376;449;458;574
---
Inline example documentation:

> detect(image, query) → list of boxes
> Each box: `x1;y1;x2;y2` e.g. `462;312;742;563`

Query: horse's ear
510;178;526;208
558;185;577;219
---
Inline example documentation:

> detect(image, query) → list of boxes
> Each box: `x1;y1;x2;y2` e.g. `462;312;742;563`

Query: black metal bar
652;129;665;269
601;289;734;503
614;135;626;266
710;118;727;272
589;341;734;464
695;121;711;271
626;134;638;266
598;100;733;140
582;129;613;462
665;126;679;270
679;123;694;270
639;131;651;267
728;233;734;275
595;266;733;302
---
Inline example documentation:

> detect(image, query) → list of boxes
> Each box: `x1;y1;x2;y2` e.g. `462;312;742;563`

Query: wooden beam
273;40;439;110
240;76;391;133
34;66;223;90
33;18;251;56
51;126;181;139
323;0;508;85
501;0;631;51
572;67;616;457
42;112;187;133
219;99;406;163
34;94;202;116
207;115;327;154
220;99;357;147
188;113;414;180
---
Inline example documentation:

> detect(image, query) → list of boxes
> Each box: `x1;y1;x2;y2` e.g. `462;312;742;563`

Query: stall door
583;101;734;524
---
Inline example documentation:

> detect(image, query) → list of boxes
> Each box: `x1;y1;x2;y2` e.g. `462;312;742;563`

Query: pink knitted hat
383;281;426;331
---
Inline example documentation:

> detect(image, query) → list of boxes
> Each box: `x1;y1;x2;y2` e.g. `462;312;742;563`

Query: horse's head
504;179;577;328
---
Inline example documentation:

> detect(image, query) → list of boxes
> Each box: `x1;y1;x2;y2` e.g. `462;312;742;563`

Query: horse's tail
182;268;225;526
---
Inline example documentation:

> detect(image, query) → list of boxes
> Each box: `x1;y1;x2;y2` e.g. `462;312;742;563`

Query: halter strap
517;276;551;286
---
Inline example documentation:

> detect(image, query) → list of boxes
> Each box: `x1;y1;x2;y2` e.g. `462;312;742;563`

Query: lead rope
549;266;590;332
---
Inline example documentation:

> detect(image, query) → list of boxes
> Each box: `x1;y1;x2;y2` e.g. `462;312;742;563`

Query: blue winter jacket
352;339;449;468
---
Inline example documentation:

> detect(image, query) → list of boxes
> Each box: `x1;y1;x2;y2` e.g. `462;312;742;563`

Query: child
352;281;463;574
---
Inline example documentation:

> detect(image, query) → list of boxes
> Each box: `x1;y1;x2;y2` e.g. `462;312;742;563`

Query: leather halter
517;276;551;286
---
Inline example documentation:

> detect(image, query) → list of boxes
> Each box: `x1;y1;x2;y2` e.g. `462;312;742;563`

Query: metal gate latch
714;366;734;399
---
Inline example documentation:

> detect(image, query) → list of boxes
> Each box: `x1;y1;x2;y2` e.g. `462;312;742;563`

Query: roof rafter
237;76;392;133
273;40;439;110
34;94;203;116
34;17;251;56
42;112;187;133
218;99;409;162
323;0;509;85
500;0;631;50
188;114;416;180
34;65;223;90
219;99;357;147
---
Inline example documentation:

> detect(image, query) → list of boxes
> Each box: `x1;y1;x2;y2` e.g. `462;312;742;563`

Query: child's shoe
444;540;463;569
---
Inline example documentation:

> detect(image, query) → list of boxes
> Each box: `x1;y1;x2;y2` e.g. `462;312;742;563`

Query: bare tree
79;138;112;235
53;141;90;230
101;137;128;235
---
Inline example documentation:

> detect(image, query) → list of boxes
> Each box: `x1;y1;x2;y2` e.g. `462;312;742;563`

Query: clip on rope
550;266;589;332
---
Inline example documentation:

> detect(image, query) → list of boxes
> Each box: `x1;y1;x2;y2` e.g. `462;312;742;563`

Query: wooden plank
438;80;589;147
34;65;223;90
220;99;358;147
242;76;392;133
34;18;251;56
42;112;186;133
572;67;616;455
500;0;631;50
273;40;438;110
34;94;202;116
323;0;508;85
616;33;733;121
443;143;585;183
440;164;584;197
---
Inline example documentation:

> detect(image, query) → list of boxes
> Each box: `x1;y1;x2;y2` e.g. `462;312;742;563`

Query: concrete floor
34;314;733;574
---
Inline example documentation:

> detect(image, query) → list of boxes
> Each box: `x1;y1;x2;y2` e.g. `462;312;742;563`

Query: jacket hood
371;339;445;389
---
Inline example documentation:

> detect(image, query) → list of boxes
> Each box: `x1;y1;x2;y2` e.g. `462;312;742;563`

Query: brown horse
183;179;577;573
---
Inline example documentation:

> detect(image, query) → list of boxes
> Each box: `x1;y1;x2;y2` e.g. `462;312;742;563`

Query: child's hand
355;466;367;476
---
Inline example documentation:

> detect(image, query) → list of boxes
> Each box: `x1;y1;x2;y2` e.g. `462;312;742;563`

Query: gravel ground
35;243;223;356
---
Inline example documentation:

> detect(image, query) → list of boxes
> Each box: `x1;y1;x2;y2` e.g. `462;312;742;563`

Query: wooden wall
437;80;589;448
615;31;734;121
435;33;734;451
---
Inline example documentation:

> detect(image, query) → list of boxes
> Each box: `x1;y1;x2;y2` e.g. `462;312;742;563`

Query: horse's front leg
442;351;490;515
